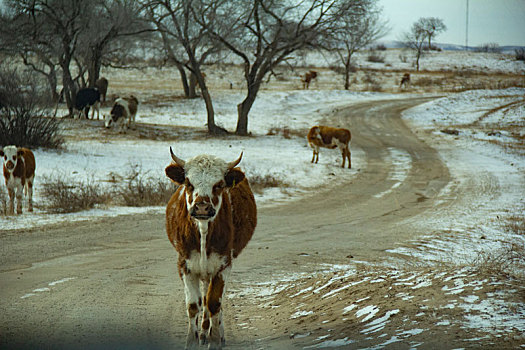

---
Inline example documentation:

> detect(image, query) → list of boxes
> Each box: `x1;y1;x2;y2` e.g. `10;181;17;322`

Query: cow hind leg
182;272;202;350
346;147;351;169
26;176;34;211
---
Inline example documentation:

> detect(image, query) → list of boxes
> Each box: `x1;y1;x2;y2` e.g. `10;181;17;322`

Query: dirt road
2;97;508;349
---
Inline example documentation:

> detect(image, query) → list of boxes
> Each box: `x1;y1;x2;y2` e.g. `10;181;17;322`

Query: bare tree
401;21;427;71
144;0;225;134
418;17;446;50
76;0;153;88
0;3;62;102
199;0;345;136
328;0;389;89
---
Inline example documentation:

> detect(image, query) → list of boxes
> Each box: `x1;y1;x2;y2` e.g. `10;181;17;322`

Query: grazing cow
1;145;36;215
399;73;410;89
95;77;109;102
165;148;257;349
74;87;101;119
301;70;318;89
104;96;139;132
307;125;352;168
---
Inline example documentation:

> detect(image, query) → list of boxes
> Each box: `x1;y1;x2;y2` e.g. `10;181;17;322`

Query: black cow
75;88;101;119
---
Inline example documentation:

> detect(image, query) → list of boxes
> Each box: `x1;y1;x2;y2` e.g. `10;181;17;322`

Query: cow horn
170;147;185;167
227;152;243;169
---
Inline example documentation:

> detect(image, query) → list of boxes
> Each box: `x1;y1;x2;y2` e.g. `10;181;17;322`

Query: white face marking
183;155;229;221
2;145;18;172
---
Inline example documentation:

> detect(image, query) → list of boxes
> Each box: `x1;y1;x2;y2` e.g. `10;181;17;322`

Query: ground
1;50;524;349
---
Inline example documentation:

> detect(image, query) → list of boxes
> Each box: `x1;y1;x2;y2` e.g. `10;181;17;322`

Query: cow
399;73;410;89
1;145;36;215
165;148;257;349
301;70;318;89
74;87;101;119
104;96;139;133
95;77;109;103
307;125;352;168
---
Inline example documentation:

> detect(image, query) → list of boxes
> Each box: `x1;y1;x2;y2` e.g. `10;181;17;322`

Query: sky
378;0;525;47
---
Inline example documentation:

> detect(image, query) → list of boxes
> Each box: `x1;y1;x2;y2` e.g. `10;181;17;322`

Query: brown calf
95;77;109;102
1;145;36;215
165;148;257;349
307;125;352;168
301;70;318;89
399;73;410;89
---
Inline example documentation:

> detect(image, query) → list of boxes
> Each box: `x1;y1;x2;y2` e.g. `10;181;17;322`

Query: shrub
367;51;385;63
40;175;112;213
475;43;501;53
119;164;177;206
515;48;525;62
248;174;289;195
374;44;387;51
0;67;63;149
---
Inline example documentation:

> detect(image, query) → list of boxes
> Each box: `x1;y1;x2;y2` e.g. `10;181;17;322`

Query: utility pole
465;0;469;50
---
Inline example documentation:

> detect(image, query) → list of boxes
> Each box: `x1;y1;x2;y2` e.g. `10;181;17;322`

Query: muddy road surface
3;97;493;349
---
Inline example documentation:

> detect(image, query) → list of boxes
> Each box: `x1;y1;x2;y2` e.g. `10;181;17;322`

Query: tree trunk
236;88;258;135
201;87;220;134
188;73;198;99
175;63;190;97
344;55;352;90
46;67;59;103
87;46;103;87
416;50;421;71
59;53;76;117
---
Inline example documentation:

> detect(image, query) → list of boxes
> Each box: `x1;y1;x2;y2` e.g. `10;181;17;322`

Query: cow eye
213;181;225;191
185;180;194;191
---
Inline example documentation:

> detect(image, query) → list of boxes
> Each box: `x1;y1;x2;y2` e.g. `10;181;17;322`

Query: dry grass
40;175;112;213
119;164;177;206
248;174;289;195
0;186;7;216
471;215;525;280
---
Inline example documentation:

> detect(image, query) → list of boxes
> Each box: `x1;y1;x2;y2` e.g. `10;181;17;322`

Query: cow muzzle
5;161;15;170
190;201;216;220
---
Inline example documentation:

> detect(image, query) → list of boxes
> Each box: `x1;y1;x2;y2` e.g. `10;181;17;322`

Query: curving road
0;97;452;349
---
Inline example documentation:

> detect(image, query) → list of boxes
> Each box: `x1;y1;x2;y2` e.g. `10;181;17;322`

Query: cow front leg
182;272;202;350
7;188;15;215
200;278;210;345
206;268;230;350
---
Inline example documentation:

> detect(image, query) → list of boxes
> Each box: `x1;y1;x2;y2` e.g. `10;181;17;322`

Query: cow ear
0;150;4;157
225;168;245;187
165;164;185;184
17;149;25;157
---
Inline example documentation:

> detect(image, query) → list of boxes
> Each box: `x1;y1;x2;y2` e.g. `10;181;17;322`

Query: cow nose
191;202;216;219
6;161;14;170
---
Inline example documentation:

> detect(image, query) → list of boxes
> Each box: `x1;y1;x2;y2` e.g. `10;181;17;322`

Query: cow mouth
190;208;216;220
191;214;213;220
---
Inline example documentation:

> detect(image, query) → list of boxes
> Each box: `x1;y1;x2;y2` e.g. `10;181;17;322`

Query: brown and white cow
1;145;36;215
307;125;352;168
165;148;257;350
104;96;139;132
399;73;410;89
301;70;318;89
